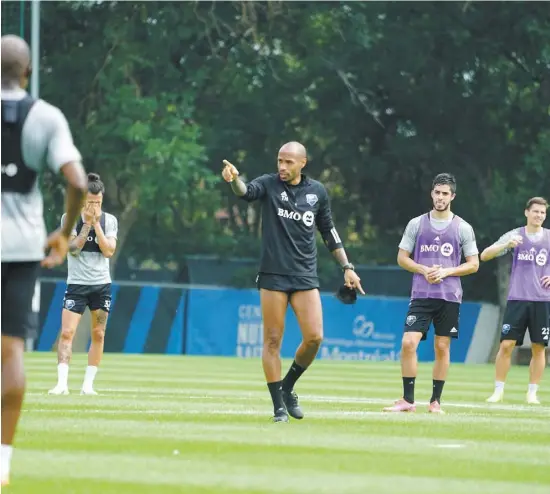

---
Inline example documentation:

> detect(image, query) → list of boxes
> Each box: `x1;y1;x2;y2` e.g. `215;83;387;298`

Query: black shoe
272;407;289;423
282;389;304;420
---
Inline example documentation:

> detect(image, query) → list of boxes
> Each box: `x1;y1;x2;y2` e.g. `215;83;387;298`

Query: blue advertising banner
36;281;483;361
36;281;186;355
185;288;482;363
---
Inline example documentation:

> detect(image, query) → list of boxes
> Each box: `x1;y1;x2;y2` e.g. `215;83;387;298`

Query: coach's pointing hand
344;269;365;295
222;160;240;183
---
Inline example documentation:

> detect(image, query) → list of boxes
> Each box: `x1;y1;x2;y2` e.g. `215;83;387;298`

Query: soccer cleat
486;390;504;403
526;393;540;405
282;389;304;420
1;476;9;487
80;388;98;396
272;407;289;423
428;401;445;414
48;385;69;395
383;398;416;412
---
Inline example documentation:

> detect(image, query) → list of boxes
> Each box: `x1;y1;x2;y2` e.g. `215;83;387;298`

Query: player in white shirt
1;35;87;486
49;173;118;396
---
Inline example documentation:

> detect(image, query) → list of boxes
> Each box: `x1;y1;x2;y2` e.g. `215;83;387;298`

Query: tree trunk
110;199;139;278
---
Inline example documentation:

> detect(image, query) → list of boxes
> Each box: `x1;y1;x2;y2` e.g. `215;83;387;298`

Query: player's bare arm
94;220;116;258
222;159;247;196
431;254;479;282
480;235;523;262
331;247;365;294
68;205;94;256
42;161;88;268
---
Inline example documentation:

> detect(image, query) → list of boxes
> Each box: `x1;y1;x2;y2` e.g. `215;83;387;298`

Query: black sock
282;360;306;392
402;377;416;404
267;381;285;413
431;380;445;404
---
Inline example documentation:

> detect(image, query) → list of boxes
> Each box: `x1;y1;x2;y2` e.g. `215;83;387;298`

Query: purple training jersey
508;227;550;302
411;214;463;303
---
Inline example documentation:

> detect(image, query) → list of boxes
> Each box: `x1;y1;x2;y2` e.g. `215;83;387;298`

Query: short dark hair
432;173;456;194
525;196;548;210
87;173;105;195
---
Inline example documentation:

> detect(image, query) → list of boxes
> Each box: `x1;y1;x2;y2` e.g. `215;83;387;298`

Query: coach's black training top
240;173;343;277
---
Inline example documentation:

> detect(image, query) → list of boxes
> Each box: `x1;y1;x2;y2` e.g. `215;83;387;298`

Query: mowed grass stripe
9;353;550;494
19;415;550;463
10;450;550;494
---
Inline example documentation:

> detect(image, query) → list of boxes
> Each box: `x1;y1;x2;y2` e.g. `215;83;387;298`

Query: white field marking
435;444;466;449
23;406;550;425
18;418;550;466
27;390;550;413
22;361;508;379
29;369;512;393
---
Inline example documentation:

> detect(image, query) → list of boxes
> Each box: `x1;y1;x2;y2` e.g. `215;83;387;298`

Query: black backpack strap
1;94;36;129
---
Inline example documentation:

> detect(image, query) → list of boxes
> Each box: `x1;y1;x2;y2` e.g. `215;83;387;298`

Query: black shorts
404;298;460;340
1;262;40;339
63;283;112;314
256;273;319;295
501;301;550;347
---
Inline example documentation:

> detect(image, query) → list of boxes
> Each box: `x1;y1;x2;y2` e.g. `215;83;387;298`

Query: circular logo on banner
441;243;454;257
4;163;18;177
536;249;548;266
302;211;315;227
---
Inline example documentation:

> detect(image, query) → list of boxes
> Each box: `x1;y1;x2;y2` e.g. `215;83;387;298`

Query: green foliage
34;1;549;298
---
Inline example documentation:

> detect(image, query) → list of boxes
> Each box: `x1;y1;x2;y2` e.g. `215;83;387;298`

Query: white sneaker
48;385;69;395
486;390;504;403
526;393;540;405
80;388;98;396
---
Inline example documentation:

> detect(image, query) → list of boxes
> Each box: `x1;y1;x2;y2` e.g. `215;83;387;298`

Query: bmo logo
420;244;440;253
277;208;315;227
420;242;454;257
518;248;536;262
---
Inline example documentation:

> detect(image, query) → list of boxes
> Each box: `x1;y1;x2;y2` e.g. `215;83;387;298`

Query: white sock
495;381;505;392
57;363;69;388
83;366;98;390
1;444;13;480
528;383;539;394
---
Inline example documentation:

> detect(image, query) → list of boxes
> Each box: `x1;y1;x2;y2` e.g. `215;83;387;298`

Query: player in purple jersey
384;173;479;413
481;197;550;405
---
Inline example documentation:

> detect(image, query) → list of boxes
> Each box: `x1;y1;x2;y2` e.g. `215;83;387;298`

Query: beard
434;202;450;211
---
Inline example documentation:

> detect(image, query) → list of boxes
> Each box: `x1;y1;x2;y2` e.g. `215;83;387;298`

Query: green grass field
7;352;550;493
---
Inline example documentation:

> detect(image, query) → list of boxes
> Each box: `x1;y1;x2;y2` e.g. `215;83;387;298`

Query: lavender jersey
405;214;476;303
504;227;550;302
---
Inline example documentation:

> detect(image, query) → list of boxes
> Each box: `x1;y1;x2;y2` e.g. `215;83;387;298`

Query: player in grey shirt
398;214;479;257
1;35;87;486
49;173;118;396
384;173;479;414
482;197;550;405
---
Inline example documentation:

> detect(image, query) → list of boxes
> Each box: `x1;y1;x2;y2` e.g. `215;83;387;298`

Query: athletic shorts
63;283;112;314
501;300;550;347
404;298;460;340
1;262;40;339
256;273;319;295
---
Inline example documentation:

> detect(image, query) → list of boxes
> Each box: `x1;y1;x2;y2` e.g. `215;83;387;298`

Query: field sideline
8;352;550;493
